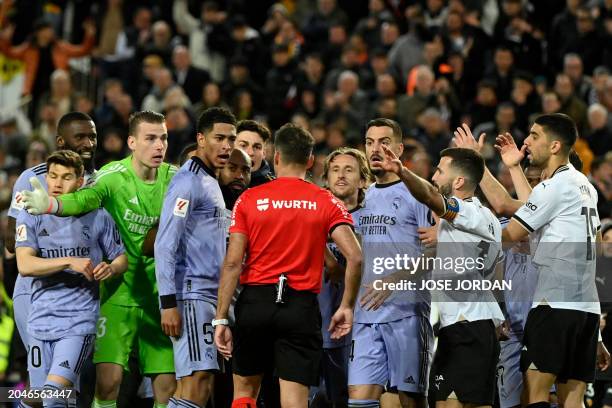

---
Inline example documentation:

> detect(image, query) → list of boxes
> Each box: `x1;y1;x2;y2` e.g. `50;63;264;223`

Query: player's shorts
28;334;95;390
497;337;523;408
93;302;174;375
521;305;599;383
318;345;350;403
232;284;322;386
172;299;219;379
348;316;433;394
432;319;500;405
13;294;30;347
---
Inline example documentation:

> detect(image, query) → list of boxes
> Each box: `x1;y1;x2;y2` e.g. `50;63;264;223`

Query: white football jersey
435;196;505;328
513;164;600;314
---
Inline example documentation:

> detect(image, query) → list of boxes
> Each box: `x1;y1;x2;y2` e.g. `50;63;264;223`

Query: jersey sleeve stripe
512;214;534;232
329;221;354;235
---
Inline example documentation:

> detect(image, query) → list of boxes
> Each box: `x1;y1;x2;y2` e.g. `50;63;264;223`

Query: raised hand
379;145;403;175
494;132;526;168
453;123;486;153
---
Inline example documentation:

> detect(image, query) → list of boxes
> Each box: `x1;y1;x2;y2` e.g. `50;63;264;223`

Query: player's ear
396;141;404;157
550;140;562;155
453;175;465;191
196;132;206;147
274;150;280;167
127;135;136;151
56;135;64;148
306;154;314;170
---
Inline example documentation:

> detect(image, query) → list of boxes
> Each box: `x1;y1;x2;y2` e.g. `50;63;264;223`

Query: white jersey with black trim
512;163;600;314
435;196;505;328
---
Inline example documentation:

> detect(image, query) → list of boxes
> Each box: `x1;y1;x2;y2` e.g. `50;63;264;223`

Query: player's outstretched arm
380;145;446;216
453;124;523;216
21;176;109;216
214;232;248;357
16;247;94;280
329;224;362;339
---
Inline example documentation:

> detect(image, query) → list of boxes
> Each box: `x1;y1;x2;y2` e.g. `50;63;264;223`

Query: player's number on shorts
581;206;597;261
30;345;41;368
203;323;214;345
97;317;107;338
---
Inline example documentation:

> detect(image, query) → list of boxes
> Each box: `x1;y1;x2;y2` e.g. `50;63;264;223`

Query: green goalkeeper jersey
57;156;177;307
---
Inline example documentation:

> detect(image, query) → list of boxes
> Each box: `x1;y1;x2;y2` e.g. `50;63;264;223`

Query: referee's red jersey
230;177;353;292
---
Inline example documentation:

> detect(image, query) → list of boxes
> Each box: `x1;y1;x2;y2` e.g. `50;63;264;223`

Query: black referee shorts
232;284;323;386
520;305;599;383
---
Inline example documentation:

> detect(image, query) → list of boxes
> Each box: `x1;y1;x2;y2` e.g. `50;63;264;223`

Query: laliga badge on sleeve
173;198;190;217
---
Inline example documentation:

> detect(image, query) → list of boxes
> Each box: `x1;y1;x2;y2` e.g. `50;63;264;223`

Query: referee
213;124;362;408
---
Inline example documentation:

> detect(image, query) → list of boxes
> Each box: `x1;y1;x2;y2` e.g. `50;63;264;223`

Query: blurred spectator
404;148;433;180
0;18;95;116
265;43;298;130
549;0;581;71
555;72;588;133
0;113;28;167
563;53;592;104
589;66;611;105
37;69;75;121
222;57;263;112
355;0;393;49
162;87;191;113
467;79;498;127
511;71;540;131
302;0;349;51
413;107;452;161
322;70;368;142
591;155;612;219
585;104;612;156
171;45;211;105
33;101;60;148
230;15;266;82
193;82;228;119
24;139;51;169
173;0;231;82
140;20;178;67
142;67;176;112
397;65;438;131
96;128;128;168
165;106;195;164
474;102;525;163
485;45;515;102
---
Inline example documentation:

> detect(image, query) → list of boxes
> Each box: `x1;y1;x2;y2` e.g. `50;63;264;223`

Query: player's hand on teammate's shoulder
329;305;353;340
161;307;182;338
379;145;403;175
214;325;233;359
69;257;94;281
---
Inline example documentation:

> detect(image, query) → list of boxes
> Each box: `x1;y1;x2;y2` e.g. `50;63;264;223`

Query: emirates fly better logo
257;198;269;211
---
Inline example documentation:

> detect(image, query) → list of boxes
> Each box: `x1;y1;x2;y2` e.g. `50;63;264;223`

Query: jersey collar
551;163;571;178
374;179;402;189
191;156;216;178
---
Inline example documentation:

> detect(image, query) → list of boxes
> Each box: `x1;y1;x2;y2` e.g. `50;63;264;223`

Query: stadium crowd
0;0;611;407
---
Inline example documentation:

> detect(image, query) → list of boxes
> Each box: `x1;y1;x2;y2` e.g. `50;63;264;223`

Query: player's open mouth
80;152;92;159
370;155;383;165
335;181;348;187
229;181;246;191
218;154;230;161
152;155;163;162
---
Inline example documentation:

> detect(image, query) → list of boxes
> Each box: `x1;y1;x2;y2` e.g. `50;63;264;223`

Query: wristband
212;318;229;327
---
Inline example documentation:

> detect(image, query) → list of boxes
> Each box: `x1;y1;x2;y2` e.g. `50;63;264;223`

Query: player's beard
370;167;386;177
436;181;453;197
221;184;244;210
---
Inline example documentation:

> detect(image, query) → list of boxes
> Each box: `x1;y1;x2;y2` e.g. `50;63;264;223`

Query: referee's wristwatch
212;318;229;327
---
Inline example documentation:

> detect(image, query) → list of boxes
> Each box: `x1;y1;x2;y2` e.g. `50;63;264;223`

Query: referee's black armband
160;294;177;309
